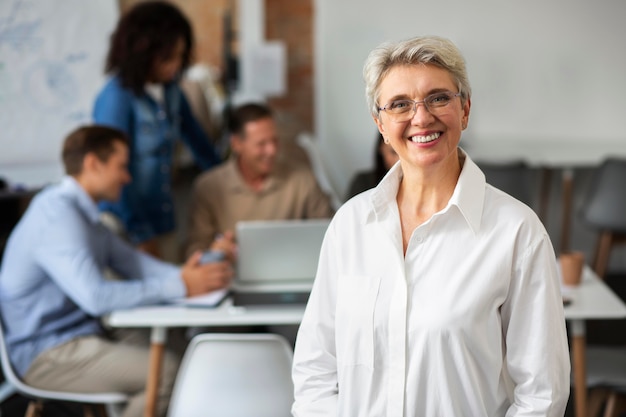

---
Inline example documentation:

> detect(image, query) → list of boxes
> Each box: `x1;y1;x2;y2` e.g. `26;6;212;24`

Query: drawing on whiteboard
0;0;42;52
23;60;79;111
0;0;118;187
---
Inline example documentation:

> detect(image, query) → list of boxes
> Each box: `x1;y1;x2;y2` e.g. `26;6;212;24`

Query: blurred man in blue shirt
0;125;234;417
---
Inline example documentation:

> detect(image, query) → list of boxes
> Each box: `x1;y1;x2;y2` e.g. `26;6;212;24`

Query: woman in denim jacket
93;1;221;260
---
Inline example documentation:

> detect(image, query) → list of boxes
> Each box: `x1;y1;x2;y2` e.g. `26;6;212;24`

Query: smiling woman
292;35;570;417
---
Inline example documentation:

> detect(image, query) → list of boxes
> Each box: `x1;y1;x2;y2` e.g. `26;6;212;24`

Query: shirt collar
448;149;485;234
369;148;486;234
59;176;102;224
225;157;284;193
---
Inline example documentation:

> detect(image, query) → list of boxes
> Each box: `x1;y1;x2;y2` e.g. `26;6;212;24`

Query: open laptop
231;219;330;306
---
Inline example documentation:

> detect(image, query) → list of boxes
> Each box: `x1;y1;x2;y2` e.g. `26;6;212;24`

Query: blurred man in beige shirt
186;103;334;256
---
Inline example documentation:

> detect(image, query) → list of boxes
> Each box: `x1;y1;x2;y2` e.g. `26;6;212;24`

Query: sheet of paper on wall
242;41;287;98
170;288;230;308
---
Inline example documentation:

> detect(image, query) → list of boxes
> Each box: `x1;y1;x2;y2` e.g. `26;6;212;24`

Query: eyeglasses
378;91;462;122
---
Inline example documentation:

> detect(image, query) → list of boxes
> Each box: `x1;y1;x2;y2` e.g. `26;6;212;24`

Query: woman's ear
374;116;386;140
462;97;471;130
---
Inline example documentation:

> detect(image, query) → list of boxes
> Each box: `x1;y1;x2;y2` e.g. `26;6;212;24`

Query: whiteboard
314;0;626;197
0;0;118;188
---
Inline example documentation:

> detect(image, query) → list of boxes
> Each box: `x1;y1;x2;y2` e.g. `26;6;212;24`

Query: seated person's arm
180;250;233;296
107;229;235;296
36;216;184;316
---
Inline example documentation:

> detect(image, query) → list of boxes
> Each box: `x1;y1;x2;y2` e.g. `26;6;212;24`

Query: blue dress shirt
93;76;221;244
0;177;185;376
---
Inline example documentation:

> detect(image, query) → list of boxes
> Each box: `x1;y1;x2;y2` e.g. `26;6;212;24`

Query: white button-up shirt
292;151;570;417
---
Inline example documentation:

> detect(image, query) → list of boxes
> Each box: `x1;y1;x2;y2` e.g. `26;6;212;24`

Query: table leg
560;168;574;253
570;319;587;417
144;327;167;417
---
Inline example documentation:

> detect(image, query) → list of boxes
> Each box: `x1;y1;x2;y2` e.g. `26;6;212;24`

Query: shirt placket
383;215;408;417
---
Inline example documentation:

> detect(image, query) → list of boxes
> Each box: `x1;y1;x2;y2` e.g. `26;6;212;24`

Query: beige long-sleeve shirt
187;158;334;255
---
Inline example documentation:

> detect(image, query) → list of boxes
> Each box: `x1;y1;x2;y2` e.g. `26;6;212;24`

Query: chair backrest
297;133;344;211
168;333;294;417
580;158;626;233
0;313;127;404
477;161;534;207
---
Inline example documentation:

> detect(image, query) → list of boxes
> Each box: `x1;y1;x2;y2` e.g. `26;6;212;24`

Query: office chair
167;333;294;417
0;316;127;417
579;158;626;280
297;133;344;211
477;161;535;208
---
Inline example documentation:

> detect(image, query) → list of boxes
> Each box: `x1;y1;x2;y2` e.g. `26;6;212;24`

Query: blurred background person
186;102;333;256
345;132;399;200
0;125;233;417
93;1;221;262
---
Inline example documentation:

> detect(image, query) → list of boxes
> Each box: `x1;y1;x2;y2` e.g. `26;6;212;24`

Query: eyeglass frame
377;91;462;120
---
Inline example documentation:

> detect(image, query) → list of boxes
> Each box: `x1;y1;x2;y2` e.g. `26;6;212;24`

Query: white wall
314;0;626;197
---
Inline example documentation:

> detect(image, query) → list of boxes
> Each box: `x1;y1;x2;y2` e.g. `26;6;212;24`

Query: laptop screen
234;219;330;287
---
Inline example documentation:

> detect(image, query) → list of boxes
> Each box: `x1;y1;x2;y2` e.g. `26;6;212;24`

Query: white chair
0;316;127;417
585;346;626;417
167;333;294;417
297;133;344;211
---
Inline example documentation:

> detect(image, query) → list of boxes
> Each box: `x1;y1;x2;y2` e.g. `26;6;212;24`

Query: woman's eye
428;93;450;105
390;100;411;111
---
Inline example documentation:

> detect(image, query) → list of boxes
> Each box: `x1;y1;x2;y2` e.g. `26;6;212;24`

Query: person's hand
210;230;238;262
181;251;234;297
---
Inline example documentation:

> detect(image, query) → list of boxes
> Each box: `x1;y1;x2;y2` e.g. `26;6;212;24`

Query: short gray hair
363;35;471;118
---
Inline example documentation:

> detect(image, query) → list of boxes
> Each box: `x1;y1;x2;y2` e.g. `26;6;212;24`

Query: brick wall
118;0;314;161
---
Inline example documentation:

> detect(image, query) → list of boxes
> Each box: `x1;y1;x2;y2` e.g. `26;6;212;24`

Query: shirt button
415;236;424;243
157;110;167;120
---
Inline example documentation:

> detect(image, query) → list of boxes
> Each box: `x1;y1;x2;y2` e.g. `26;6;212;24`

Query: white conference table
464;138;626;252
108;265;626;417
562;266;626;417
107;300;305;417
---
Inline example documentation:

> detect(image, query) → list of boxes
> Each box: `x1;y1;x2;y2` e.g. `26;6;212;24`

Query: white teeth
410;132;441;143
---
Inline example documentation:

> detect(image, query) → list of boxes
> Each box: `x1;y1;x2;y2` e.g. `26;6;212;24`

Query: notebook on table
232;219;330;306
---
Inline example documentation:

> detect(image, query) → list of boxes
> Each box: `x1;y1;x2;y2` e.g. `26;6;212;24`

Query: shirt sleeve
292;221;339;416
93;81;133;133
92;82;154;242
179;89;221;169
501;233;570;416
35;211;185;317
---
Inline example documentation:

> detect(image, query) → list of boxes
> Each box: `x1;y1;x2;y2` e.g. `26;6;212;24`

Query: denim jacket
93;75;220;244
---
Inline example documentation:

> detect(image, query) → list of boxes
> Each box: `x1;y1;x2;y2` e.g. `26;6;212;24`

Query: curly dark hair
105;1;193;94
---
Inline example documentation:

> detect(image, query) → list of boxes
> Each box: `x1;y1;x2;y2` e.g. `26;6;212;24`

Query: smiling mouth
410;132;441;143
